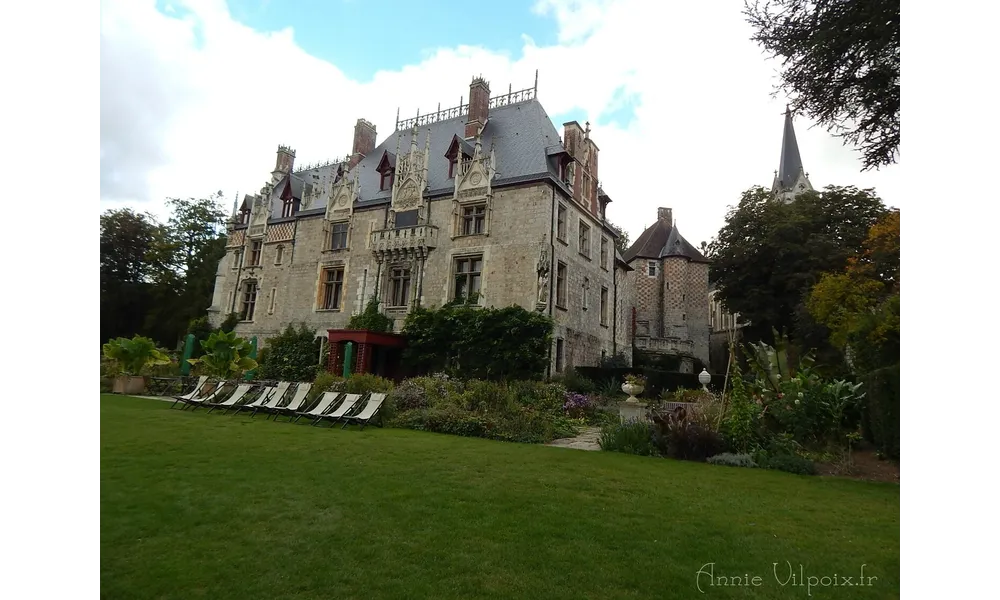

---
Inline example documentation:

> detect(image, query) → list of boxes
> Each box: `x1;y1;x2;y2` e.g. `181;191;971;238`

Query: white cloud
100;0;901;248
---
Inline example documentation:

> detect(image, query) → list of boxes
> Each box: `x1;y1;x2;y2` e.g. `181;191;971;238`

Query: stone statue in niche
536;245;550;305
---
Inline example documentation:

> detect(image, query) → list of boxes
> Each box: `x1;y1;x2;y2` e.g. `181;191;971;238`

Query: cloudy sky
100;0;901;248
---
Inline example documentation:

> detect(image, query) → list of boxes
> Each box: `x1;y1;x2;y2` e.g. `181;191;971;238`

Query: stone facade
207;77;633;375
623;207;711;371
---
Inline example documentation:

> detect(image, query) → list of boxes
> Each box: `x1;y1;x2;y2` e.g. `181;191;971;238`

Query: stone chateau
209;76;642;376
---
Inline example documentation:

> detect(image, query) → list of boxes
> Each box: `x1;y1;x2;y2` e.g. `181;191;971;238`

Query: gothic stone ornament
536;244;551;308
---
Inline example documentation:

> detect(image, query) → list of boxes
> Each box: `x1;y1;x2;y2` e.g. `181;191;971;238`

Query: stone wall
209;180;625;374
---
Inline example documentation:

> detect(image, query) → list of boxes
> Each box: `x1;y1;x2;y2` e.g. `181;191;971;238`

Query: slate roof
623;219;709;264
243;98;565;221
775;107;804;190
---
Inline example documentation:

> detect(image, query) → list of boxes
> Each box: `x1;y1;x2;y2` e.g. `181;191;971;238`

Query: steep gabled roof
444;134;476;159
623;219;708;264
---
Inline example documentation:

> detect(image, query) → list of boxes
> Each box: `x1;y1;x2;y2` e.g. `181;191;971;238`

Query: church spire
771;104;813;202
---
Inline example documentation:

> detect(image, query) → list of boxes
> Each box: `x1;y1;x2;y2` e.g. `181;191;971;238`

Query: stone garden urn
621;382;644;404
619;381;648;423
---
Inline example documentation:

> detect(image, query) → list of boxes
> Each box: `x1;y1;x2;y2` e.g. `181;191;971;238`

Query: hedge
860;364;899;460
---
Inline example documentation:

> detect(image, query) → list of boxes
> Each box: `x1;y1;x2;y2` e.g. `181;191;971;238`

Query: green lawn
101;395;899;599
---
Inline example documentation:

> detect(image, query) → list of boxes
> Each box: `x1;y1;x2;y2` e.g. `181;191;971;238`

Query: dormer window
376;150;397;192
445;136;472;179
239;206;250;225
281;197;294;218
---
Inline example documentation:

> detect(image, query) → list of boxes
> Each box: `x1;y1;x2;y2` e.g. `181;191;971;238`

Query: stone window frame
647;260;657;277
317;264;347;312
249;240;263;267
582;277;589;310
555;261;568;309
239;279;259;322
451;253;485;305
386;264;413;308
267;287;277;315
274;245;285;265
325;220;351;252
600;236;609;271
231;249;242;271
458;203;488;237
578;220;591;259
600;285;609;327
556;203;568;244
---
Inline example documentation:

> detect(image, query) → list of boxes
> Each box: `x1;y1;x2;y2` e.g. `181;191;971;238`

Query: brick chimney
563;121;585;158
465;76;490;138
273;145;295;177
350;118;377;168
657;207;673;224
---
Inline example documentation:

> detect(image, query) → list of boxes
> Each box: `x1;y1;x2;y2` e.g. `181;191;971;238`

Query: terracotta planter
113;375;146;395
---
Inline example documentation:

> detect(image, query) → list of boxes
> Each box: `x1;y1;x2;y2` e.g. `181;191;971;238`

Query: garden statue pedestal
618;400;649;423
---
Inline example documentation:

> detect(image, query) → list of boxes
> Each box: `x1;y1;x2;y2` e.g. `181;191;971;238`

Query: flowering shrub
563;392;594;418
753;367;864;447
624;373;647;387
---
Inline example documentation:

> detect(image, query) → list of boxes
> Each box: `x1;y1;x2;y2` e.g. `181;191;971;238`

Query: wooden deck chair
222;385;278;415
340;393;387;430
170;376;209;409
250;381;292;419
179;381;230;411
267;383;312;421
203;383;254;414
292;391;341;424
312;393;363;427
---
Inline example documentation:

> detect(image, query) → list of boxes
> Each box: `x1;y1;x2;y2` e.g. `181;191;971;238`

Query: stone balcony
370;225;439;261
633;336;694;356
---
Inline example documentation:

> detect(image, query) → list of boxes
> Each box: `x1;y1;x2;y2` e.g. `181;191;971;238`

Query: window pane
470;273;481;295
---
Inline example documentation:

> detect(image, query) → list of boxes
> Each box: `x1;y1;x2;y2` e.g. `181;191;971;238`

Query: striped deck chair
312;393;363;427
267;383;312;421
292;391;341;424
340;393;387;430
170;376;209;409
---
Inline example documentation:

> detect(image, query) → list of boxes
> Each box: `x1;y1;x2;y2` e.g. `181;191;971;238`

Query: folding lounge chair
267;383;312;421
340;393;386;430
250;381;292;419
170;376;209;409
311;393;362;427
222;385;278;415
178;380;230;411
292;391;341;424
202;383;254;414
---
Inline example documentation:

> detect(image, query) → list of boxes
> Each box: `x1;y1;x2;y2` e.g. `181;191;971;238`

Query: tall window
556;262;567;307
240;281;258;321
461;205;486;235
281;197;294;218
380;169;393;191
239;206;250;224
274;245;284;265
579;222;591;257
249;241;262;266
330;222;349;249
600;237;609;269
389;267;411;307
647;260;657;277
453;255;483;303
231;249;241;270
555;338;564;373
600;286;609;326
321;267;344;310
582;277;589;309
557;204;567;241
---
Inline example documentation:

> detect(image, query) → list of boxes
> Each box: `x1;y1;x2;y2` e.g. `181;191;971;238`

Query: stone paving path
546;426;602;451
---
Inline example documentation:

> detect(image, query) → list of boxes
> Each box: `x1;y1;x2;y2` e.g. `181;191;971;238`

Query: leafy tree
402;304;553;380
744;0;900;171
346;298;394;333
256;324;322;382
807;210;899;372
708;185;889;349
606;220;630;256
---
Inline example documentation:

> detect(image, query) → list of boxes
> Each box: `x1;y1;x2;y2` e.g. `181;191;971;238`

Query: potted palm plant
187;330;258;385
102;335;171;395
